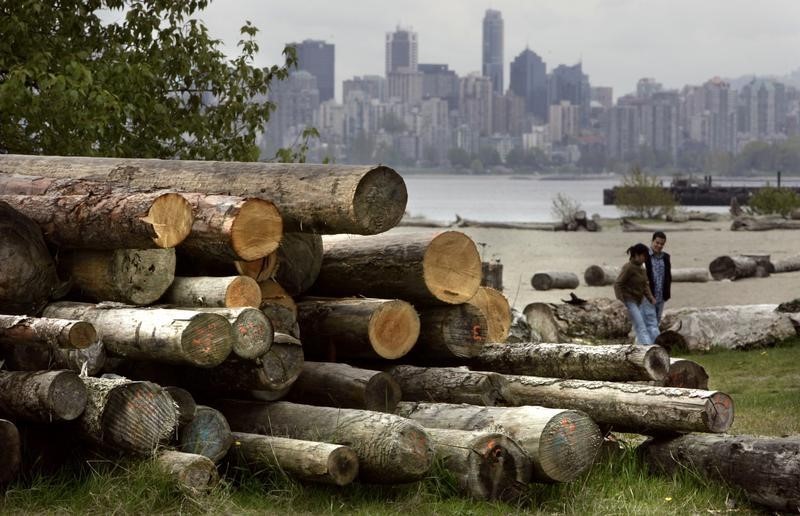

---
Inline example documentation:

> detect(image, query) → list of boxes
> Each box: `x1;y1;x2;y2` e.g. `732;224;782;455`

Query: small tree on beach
615;165;677;218
551;193;582;222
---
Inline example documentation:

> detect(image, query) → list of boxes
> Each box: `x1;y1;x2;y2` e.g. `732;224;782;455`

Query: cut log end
178;405;233;463
352;166;408;234
66;321;97;350
472;434;531;500
706;393;735;433
538;410;602;482
327;446;360;486
224;276;262;307
231;308;274;359
364;372;403;413
48;370;89;421
236;253;278;282
367;300;420;359
143;193;194;248
101;381;178;454
164;386;197;426
156;450;220;493
423;231;482;304
231;198;283;261
0;419;21;484
523;303;560;343
643;345;671;382
181;313;235;367
467;287;512;343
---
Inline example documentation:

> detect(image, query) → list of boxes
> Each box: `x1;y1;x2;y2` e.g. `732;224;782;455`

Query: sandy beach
391;220;800;312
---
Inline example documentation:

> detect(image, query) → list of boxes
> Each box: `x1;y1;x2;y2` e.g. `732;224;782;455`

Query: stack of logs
0;154;797;512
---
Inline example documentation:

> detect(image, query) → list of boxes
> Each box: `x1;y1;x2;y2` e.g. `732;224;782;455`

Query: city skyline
191;0;800;101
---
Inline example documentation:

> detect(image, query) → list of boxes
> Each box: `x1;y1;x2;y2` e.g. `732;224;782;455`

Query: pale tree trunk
0;314;95;349
216;400;434;484
469;343;670;382
425;427;531;500
177;405;233;464
163;386;197;426
411;304;487;360
465;287;512;343
190;307;273;360
531;272;580;291
387;365;508;406
155;450;220;494
639;433;800;513
671;268;710;282
709;255;763;280
0;155;408;234
274;233;323;296
258;279;299;338
583;265;620;287
162;276;261;308
0;370;87;422
285;361;401;413
229;432;359;486
395;401;601;483
314;231;482;305
1;339;107;376
0;419;20;484
731;216;800;231
773;254;800;273
523;298;631;343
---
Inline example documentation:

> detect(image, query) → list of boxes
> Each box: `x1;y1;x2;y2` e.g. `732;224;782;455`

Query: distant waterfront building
606;103;640;161
482;9;504;94
343;75;387;102
548;101;580;143
263;70;320;155
740;79;784;138
636;78;663;99
459;73;493;137
548;63;591;126
387;69;424;104
386;27;418;75
418;63;460;110
509;48;548;121
591;86;614;110
291;39;335;102
492;91;526;136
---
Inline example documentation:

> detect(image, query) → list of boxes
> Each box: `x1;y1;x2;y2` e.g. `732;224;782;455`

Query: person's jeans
625;299;660;345
654;300;665;323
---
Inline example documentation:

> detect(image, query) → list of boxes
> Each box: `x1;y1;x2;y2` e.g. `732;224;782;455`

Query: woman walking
614;243;660;345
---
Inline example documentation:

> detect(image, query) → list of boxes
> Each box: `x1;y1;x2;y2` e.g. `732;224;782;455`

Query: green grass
3;338;799;515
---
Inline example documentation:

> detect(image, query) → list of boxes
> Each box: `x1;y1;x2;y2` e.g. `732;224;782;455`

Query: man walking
645;231;671;322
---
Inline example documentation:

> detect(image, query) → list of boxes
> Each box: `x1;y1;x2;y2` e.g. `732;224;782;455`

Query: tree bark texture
177;405;233;463
162;275;261;308
639;433;800;512
465;287;512;343
258;279;299;338
273;232;323;296
523;298;631;343
155;450;220;494
0;154;408;234
774;254;800;273
314;231;482;305
531;272;580;291
583;265;621;287
411;304;487;360
163;386;197;426
190;307;273;360
58;248;176;305
731;216;800;231
42;302;234;367
388;365;508;406
395;402;601;483
0;314;95;349
285;361;401;413
1;339;107;376
0;370;87;422
216;400;434;484
229;432;359;486
424;427;532;500
659;304;796;351
501;374;734;434
0;202;60;315
297;297;420;361
481;261;503;291
468;342;670;383
660;358;709;389
709;255;761;280
670;268;710;282
0;419;21;484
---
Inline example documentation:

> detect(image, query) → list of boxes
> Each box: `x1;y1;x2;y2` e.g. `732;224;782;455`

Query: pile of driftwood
400;212;600;232
0;154;797;511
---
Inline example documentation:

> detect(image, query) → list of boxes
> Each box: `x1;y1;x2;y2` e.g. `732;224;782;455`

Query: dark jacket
645;251;671;302
614;261;653;304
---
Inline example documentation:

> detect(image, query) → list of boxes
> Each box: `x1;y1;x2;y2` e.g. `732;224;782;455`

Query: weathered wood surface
0;370;87;422
163;386;197;426
0;419;21;484
659;304;796;351
465;287;511;343
178;405;233;463
453;215;558;231
190;307;273;360
670;268;710;282
709;255;764;280
424;427;532;500
59;248;176;305
468;343;670;382
396;402;601;483
659;358;709;389
411;304;487;360
0;314;95;349
583;265;621;286
258;279;299;337
639;433;800;512
156;450;220;494
230;432;359;486
285;362;401;413
731;215;800;231
216;400;434;484
297;297;419;361
274;232;323;296
773;254;800;273
1;339;106;376
162;275;261;308
0;202;61;315
621;218;705;232
388;365;507;406
314;231;482;305
501;375;734;434
523;298;631;343
0;154;408;234
42;302;234;367
531;272;580;291
481;261;503;291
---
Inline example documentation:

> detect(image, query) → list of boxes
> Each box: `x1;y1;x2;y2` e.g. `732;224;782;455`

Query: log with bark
42;302;234;367
284;361;402;413
792;208;800;220
523;298;631;343
162;275;261;308
410;304;487;360
296;297;420;361
0;419;21;484
258;279;300;338
0;370;87;422
229;432;359;486
178;405;233;463
0;154;408;235
0;314;95;349
670;268;710;282
273;232;323;296
155;450;220;494
530;272;580;291
621;218;705;232
163;386;197;426
1;338;106;376
481;260;503;291
453;215;558;231
424;427;532;500
659;358;709;389
709;255;771;280
313;231;482;305
58;248;176;305
75;377;178;455
216;400;434;484
190;307;273;360
388;365;507;406
773;254;800;273
467;342;670;382
465;287;512;343
501;375;734;434
658;304;796;351
395;402;601;483
0;201;61;315
639;433;800;512
583;265;620;287
731;215;800;231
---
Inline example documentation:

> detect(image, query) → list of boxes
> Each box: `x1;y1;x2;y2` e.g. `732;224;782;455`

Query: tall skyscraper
418;64;460;110
548;63;591;126
386;27;418;75
509;48;547;121
482;10;504;94
291;39;335;102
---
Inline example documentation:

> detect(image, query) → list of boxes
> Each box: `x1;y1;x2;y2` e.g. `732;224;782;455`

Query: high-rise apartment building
548;63;591;126
291;39;335;102
459;73;493;136
388;70;424;104
636;78;663;99
263;70;320;155
386;27;418;75
418;64;460;110
343;75;387;102
591;86;614;110
509;48;547;121
482;9;504;94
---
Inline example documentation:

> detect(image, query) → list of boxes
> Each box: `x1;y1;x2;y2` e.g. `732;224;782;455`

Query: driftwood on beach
523;298;630;342
731;215;800;231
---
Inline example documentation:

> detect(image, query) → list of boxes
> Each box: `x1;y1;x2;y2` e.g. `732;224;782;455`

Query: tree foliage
746;187;800;217
0;0;295;161
615;165;676;218
551;192;582;221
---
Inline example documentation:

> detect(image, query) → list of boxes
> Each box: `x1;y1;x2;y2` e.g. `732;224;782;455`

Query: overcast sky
196;0;800;101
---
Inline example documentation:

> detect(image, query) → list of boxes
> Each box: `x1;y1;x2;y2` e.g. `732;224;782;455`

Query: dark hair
652;231;666;241
626;243;649;257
